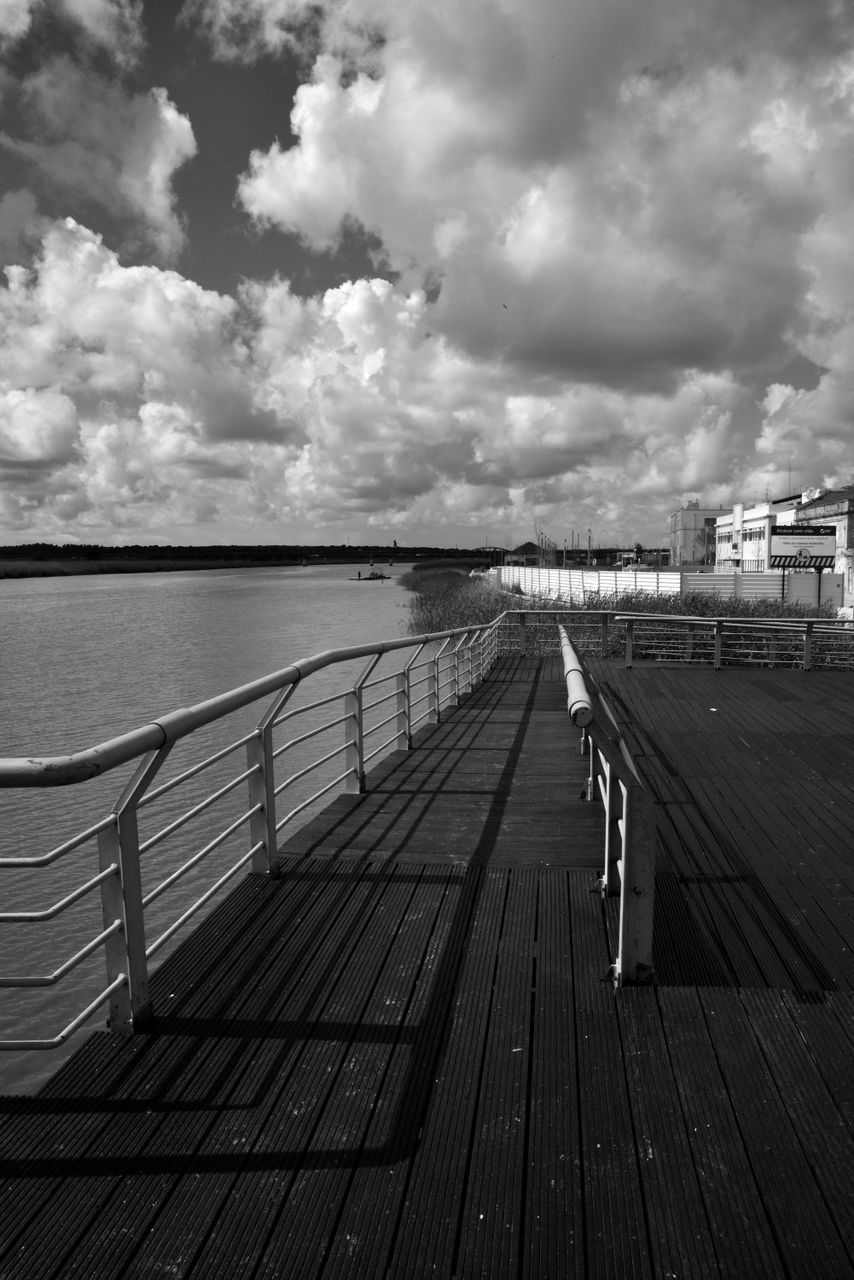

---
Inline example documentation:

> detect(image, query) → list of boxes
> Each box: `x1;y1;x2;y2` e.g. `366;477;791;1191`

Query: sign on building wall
769;525;836;568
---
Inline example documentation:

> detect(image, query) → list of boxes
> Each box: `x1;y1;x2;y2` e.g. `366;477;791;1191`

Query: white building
715;495;801;571
668;500;721;565
794;485;854;602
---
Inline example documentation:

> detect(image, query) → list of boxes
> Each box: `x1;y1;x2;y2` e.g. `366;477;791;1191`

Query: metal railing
4;603;851;1053
0;621;500;1050
617;612;854;670
502;606;854;669
558;625;656;986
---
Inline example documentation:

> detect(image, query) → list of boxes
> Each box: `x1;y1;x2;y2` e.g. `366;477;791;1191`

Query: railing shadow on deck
3;666;547;1180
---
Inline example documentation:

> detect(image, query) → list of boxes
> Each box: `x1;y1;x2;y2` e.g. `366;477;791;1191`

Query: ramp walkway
2;655;854;1277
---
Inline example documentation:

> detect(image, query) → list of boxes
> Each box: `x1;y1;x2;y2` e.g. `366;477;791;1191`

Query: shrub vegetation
400;568;837;637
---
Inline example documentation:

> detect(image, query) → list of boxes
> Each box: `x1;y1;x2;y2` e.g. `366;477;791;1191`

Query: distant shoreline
0;546;486;580
0;556;308;579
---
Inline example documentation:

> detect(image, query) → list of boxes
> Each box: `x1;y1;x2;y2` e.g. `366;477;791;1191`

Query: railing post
97;744;171;1032
518;611;527;656
604;766;621;896
246;728;276;874
344;688;364;792
404;643;426;747
593;755;622;897
625;618;634;668
617;786;656;984
600;612;609;655
349;653;382;790
395;670;408;750
434;637;452;722
713;620;723;669
450;640;461;706
427;653;439;723
686;622;694;662
803;621;813;671
248;684;296;874
98;821;134;1034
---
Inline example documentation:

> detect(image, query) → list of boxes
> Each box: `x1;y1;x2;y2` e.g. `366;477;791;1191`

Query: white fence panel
499;565;842;607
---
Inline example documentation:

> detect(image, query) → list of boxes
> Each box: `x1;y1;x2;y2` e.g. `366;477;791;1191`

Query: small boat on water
354;570;390;581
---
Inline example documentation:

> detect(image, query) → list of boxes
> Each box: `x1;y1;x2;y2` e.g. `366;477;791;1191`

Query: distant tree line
0;542;480;564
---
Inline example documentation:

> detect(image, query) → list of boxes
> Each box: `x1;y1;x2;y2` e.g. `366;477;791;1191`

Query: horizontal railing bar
145;845;261;959
0;920;123;987
142;805;261;910
363;708;399;738
0;863;118;922
273;742;349;795
364;734;400;765
615;612;852;629
138;766;259;856
276;769;352;832
360;669;401;693
272;688;346;727
1;975;129;1050
0;624;490;788
362;688;398;714
407;668;432;688
0;814;113;869
141;731;257;809
272;715;347;759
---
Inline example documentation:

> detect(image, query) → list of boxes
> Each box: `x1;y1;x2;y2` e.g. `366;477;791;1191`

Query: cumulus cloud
236;6;847;399
0;0;144;63
0;220;298;533
0;58;195;260
0;0;33;42
60;0;145;66
4;0;854;545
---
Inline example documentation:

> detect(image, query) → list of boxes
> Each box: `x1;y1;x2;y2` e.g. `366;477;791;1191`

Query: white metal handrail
558;625;656;986
0;620;499;1051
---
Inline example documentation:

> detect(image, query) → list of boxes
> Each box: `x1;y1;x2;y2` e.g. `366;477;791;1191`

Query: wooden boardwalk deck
2;655;854;1277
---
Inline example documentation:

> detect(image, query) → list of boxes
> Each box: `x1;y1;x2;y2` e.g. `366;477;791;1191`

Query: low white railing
618;612;854;670
558;625;656;986
503;606;854;669
0;621;500;1050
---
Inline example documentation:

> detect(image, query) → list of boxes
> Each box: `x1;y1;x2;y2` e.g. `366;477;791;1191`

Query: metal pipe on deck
557;625;593;727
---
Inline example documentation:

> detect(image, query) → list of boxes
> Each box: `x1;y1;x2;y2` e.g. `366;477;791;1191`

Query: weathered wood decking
2;654;854;1278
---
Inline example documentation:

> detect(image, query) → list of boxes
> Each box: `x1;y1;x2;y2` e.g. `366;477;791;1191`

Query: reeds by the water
401;567;837;637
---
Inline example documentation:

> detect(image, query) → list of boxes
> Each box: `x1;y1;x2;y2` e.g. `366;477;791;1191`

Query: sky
1;1;853;549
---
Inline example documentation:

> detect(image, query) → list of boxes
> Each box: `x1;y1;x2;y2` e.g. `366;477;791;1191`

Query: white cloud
5;1;854;545
0;220;300;533
62;0;144;66
0;387;78;464
0;0;144;62
0;0;32;41
0;58;195;260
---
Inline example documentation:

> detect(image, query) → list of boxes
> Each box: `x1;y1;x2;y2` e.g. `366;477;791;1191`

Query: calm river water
0;562;415;1093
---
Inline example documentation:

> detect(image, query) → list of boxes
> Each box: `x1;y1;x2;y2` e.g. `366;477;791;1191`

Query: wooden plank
569;870;652;1278
320;865;468;1279
616;988;719;1277
522;869;583;1280
0;871;312;1266
386;868;510;1278
656;988;784;1275
739;989;854;1262
137;862;414;1280
2;861;396;1278
250;869;443;1279
699;988;852;1274
454;869;537;1278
